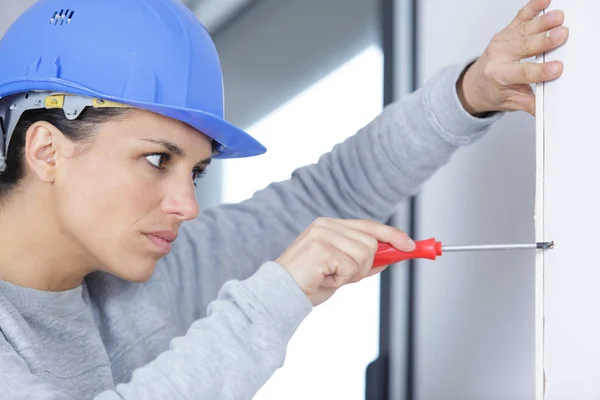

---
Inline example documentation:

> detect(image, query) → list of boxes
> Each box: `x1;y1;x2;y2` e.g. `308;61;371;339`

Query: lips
147;230;178;242
145;230;178;254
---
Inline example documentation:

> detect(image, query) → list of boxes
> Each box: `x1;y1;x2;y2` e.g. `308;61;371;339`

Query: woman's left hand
458;0;568;116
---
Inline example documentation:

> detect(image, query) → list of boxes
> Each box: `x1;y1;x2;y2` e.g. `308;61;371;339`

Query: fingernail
407;237;416;249
549;62;560;74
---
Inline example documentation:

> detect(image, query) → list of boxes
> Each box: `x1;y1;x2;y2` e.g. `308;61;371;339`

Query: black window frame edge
365;0;418;399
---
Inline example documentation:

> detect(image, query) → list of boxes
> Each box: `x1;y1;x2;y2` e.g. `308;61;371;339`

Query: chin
109;258;159;283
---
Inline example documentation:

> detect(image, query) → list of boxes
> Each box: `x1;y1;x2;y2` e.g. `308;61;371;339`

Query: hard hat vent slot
50;9;75;26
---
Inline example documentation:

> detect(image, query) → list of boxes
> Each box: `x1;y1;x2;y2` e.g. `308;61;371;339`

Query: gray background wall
197;0;380;209
401;0;537;398
0;0;36;35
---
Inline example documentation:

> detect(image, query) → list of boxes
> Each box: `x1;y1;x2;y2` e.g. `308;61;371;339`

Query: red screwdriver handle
372;238;442;268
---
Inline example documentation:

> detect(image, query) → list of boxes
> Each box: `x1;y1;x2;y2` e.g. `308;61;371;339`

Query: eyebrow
141;138;212;166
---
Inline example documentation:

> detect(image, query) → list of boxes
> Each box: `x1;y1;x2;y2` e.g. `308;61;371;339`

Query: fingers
289;229;363;290
505;26;568;59
324;218;415;252
277;217;412;306
321;227;372;269
321;218;379;253
309;221;378;282
310;217;413;282
468;0;567;115
518;9;564;38
323;220;380;280
499;60;563;85
512;0;551;25
500;1;568;58
318;246;362;289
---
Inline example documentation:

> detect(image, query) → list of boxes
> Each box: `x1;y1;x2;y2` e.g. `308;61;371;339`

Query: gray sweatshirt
0;62;501;399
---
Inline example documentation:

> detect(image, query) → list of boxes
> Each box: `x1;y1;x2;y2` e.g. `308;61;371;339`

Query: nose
161;181;200;221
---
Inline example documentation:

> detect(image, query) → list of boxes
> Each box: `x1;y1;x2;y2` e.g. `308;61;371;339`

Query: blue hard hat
0;0;266;159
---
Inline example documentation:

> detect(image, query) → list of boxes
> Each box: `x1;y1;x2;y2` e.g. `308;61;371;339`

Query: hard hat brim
0;79;267;159
130;100;267;159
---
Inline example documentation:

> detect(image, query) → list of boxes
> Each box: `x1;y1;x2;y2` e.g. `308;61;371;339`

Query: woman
0;0;566;398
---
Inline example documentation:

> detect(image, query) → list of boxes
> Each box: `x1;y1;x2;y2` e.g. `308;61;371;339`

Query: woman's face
52;109;213;282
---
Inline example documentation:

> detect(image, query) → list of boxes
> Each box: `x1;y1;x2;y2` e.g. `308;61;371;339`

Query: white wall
411;1;537;399
539;1;600;398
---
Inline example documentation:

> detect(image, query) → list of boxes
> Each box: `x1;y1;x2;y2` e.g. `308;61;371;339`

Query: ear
24;121;61;183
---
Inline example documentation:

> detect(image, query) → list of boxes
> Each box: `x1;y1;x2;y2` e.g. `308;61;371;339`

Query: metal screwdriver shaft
442;241;554;252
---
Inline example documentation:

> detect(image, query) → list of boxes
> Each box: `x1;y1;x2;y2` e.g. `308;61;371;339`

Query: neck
0;186;91;291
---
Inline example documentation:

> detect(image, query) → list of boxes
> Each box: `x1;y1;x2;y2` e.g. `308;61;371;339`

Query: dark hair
0;107;131;198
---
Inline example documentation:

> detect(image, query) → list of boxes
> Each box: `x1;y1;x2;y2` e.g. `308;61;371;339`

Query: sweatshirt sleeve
0;263;311;400
160;61;505;322
97;262;312;400
0;332;74;399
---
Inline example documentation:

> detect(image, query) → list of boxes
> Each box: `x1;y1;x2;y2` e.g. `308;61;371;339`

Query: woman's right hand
276;217;416;306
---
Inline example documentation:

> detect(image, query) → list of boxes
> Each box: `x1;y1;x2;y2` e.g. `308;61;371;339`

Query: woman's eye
146;154;167;169
192;168;206;182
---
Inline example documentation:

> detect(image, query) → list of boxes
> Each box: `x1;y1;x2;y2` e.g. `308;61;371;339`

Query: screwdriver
372;238;554;268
